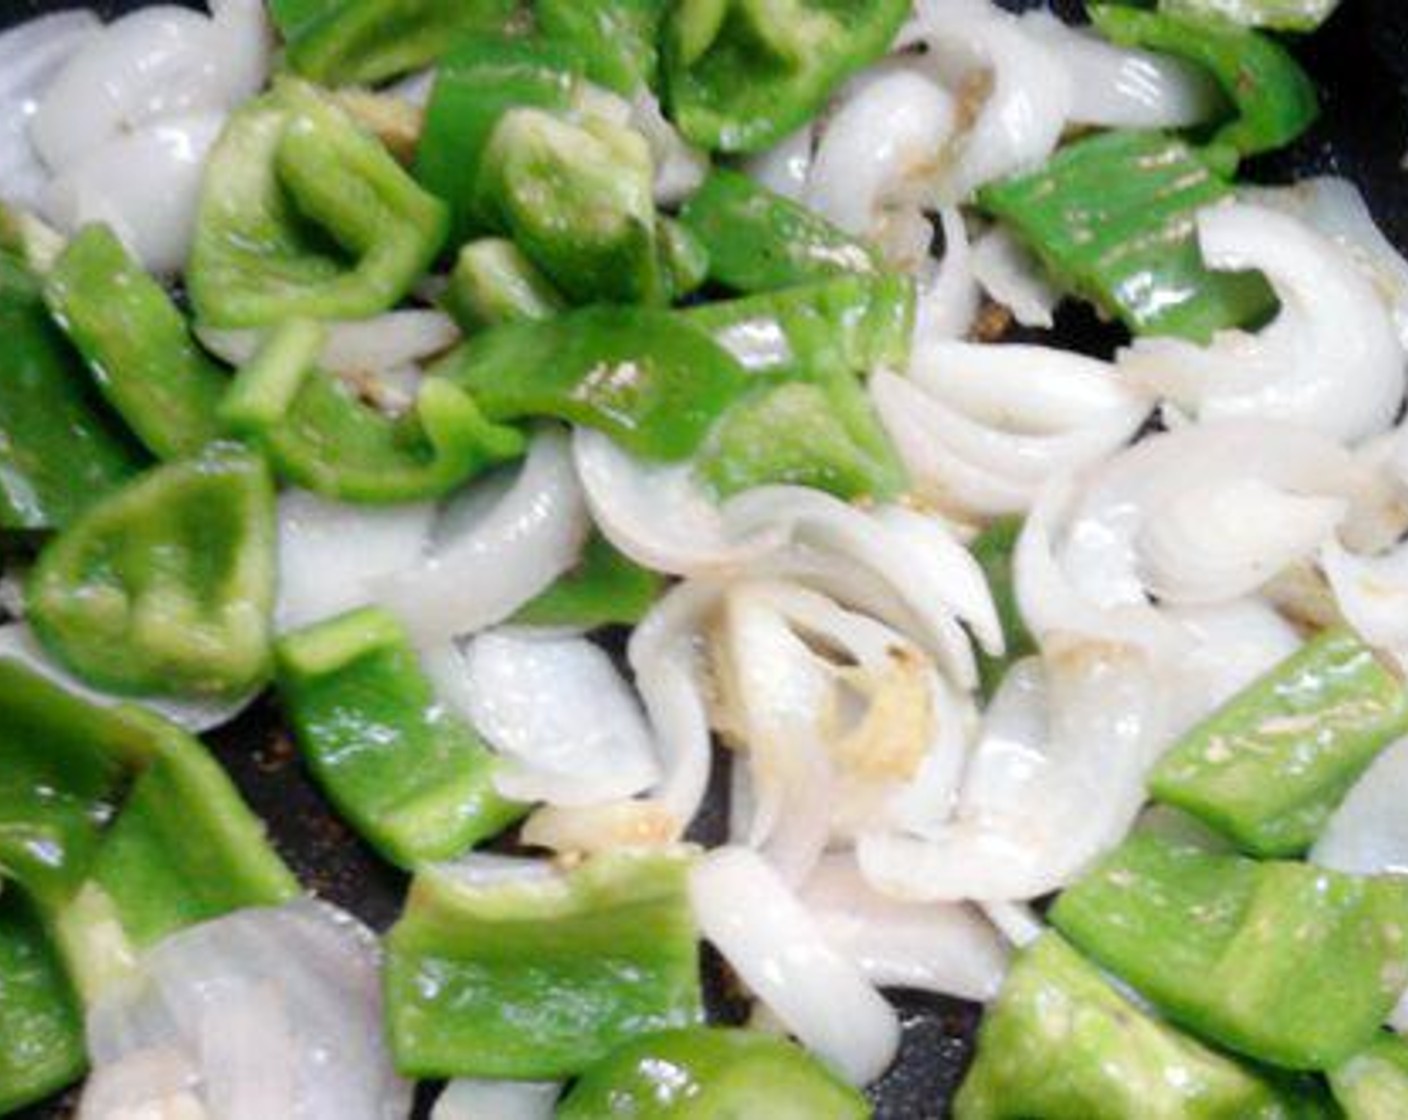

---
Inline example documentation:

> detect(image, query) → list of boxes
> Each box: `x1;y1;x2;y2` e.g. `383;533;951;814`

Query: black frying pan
5;2;1406;1116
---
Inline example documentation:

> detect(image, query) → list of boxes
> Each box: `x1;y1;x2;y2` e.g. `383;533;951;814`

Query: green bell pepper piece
955;934;1312;1120
275;608;525;869
678;168;877;293
978;130;1276;343
1089;5;1319;175
281;0;521;85
1330;1035;1408;1120
1150;628;1408;858
537;0;668;94
1158;0;1341;30
0;888;86;1116
190;83;448;329
478;107;665;306
443;238;566;331
559;1028;868;1119
662;0;910;153
415;37;581;247
657;217;710;302
512;532;663;629
0;252;145;531
385;848;702;1078
444;305;750;461
1050;833;1408;1070
26;445;276;701
971;517;1038;701
45;225;227;461
0;203;66;274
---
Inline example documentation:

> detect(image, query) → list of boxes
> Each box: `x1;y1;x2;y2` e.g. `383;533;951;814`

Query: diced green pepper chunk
513;533;663;629
1089;5;1319;175
955;934;1311;1120
1050;833;1408;1069
282;0;522;85
662;0;910;153
678;168;877;293
971;517;1037;700
0;888;86;1115
444;305;750;461
26;445;277;701
978;130;1276;342
190;83;448;329
1150;628;1408;857
0;252;145;531
537;0;668;94
1330;1034;1408;1120
45;225;228;461
275;608;525;869
444;238;566;331
657;217;710;302
559;1028;868;1119
1158;0;1341;30
385;849;702;1078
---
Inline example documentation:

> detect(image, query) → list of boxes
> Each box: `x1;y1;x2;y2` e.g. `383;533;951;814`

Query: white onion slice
970;226;1059;329
1312;737;1408;877
77;1046;202;1120
1121;204;1407;444
979;901;1044;949
690;847;901;1086
1322;537;1408;662
629;91;708;207
199;311;460;375
913;207;980;343
432;1081;559;1120
377;428;590;643
800;855;1008;1001
742;125;814;203
462;630;661;807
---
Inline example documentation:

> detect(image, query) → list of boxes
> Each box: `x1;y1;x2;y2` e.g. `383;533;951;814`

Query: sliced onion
690;847;901;1086
1323;536;1408;664
979;901;1044;949
1312;737;1408;876
800;855;1008;1001
519;799;679;856
77;1046;202;1120
970;226;1059;329
461;629;661;806
629;91;708;207
433;1081;559;1120
199;311;460;375
1121;204;1407;444
742;125;814;203
377;428;590;643
913;207;980;343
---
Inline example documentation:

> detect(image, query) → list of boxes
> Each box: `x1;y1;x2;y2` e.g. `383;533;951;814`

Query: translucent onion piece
1121;204;1407;444
970;226;1059;329
377;428;590;643
519;800;679;856
77;1047;203;1120
432;1081;559;1120
800;855;1008;1001
979;901;1044;949
462;629;661;807
276;490;434;633
1312;737;1408;876
858;638;1166;902
83;900;412;1120
913;207;980;343
1322;536;1408;662
199;311;460;376
629;91;708;208
742;125;814;203
690;847;901;1086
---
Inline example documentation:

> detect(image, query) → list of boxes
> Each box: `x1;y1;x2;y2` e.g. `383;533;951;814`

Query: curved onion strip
800;855;1008;1001
1311;737;1408;877
518;799;679;856
1121;204;1407;443
433;1081;559;1120
461;630;661;807
970;226;1059;329
199;311;460;376
1322;537;1408;662
913;207;980;343
690;846;901;1086
377;428;590;643
629;91;708;208
859;638;1166;902
83;900;411;1120
0;622;256;733
978;901;1044;949
742;124;814;203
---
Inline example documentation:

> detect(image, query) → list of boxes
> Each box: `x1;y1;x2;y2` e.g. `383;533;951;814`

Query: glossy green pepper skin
0;252;145;531
444;238;566;331
1159;0;1340;30
385;849;702;1079
978;130;1275;343
1051;833;1408;1070
662;0;910;153
513;533;663;629
275;608;525;869
189;82;448;329
1150;628;1408;857
955;934;1319;1120
537;0;668;94
26;445;277;701
559;1028;869;1119
1330;1034;1408;1120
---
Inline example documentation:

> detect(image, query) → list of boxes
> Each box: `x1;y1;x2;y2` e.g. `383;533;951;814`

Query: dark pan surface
4;2;1405;1117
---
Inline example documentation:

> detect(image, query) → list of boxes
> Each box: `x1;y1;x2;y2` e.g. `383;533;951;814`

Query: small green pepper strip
1150;628;1408;858
0;888;86;1116
0;252;145;531
955;933;1320;1120
1160;0;1341;30
1090;5;1319;175
44;226;227;461
678;168;877;293
1050;832;1408;1070
281;0;522;86
415;38;581;247
1330;1034;1408;1120
978;130;1276;342
385;849;702;1079
275;608;526;869
26;445;277;701
559;1028;868;1119
656;217;710;303
444;238;567;332
537;0;668;94
513;533;663;629
662;0;911;153
971;518;1037;701
190;82;448;329
444;305;751;461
